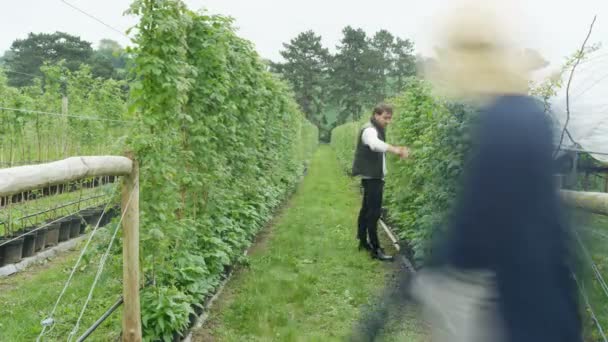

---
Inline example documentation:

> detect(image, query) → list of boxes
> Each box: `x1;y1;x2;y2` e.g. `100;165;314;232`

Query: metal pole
76;297;123;342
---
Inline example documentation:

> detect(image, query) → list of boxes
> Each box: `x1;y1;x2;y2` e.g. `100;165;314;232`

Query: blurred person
415;4;582;342
353;2;582;341
411;94;582;342
352;104;410;261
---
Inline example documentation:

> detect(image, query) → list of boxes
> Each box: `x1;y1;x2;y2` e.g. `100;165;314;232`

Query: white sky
1;0;607;75
3;1;608;155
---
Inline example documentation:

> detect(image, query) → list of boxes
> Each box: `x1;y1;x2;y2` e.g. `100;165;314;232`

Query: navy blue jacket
433;95;582;342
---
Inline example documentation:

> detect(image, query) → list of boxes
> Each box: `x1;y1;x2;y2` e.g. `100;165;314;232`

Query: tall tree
274;28;417;126
272;31;330;126
97;39;128;69
4;32;93;87
0;51;14;67
89;39;130;79
331;26;375;123
369;30;396;102
390;37;416;92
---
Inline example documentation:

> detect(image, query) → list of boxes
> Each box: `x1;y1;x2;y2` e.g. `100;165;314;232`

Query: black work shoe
371;248;394;262
358;240;372;251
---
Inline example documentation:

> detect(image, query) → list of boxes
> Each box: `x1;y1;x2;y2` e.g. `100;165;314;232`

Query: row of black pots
0;177;118;207
0;206;120;267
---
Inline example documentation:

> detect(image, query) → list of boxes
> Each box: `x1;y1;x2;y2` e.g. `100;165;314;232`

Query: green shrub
331;78;474;262
127;1;318;339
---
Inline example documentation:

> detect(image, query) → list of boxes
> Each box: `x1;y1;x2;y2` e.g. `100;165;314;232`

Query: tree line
1;28;418;142
1;32;130;87
270;27;418;141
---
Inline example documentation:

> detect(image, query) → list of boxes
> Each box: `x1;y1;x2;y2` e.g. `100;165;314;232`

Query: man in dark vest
352;104;409;261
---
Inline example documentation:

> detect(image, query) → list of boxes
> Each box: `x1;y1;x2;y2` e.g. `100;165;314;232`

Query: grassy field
576;211;608;341
192;145;428;341
0;224;123;341
0;146;429;341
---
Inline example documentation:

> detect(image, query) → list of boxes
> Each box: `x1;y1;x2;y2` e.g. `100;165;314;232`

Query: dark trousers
357;179;384;249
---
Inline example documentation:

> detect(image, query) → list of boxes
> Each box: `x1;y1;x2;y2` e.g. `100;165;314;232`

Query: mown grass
0;225;123;341
0;146;429;342
576;211;608;342
194;145;428;341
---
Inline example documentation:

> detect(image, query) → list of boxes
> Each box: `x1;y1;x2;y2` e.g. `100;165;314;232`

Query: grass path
0;228;122;341
193;145;428;341
0;146;428;341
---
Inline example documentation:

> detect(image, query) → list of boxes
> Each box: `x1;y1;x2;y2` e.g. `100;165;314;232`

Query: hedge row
330;78;474;262
127;1;318;340
0;64;128;165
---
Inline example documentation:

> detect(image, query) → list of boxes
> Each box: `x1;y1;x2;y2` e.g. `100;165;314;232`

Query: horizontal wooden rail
0;156;132;197
561;190;608;216
0;154;141;341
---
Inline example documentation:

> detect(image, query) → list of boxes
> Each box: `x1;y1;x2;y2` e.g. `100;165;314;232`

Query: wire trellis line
59;0;129;38
574;274;608;342
37;183;122;342
68;179;136;342
0;186;116;248
574;231;608;300
559;147;608;157
0;68;40;78
0;106;135;124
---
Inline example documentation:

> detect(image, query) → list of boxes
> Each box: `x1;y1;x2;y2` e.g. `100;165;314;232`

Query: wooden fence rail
0;155;141;342
561;190;608;216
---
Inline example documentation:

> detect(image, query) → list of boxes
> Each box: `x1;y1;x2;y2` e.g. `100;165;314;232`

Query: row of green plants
0;181;113;237
0;65;127;239
331;45;603;261
330;78;607;341
331;77;474;262
1;1;317;340
0;64;128;165
126;1;318;340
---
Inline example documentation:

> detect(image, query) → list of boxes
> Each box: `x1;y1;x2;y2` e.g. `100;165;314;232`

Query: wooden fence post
122;153;142;342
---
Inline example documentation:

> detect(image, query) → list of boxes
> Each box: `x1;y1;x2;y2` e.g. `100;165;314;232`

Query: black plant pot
21;229;37;258
58;217;72;242
45;222;61;248
104;216;111;227
34;226;48;252
82;208;103;228
68;217;81;239
78;214;87;235
101;206;117;227
1;237;24;265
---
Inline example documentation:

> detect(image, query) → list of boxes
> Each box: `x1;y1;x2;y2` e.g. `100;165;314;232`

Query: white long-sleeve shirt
361;126;388;177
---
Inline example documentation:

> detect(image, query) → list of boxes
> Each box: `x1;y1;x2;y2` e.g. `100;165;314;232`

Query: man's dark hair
373;103;393;116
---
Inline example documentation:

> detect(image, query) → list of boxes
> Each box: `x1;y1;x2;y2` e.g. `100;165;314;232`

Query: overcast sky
1;0;607;74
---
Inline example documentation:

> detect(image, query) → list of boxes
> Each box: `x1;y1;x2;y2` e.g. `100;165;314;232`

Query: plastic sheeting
549;50;608;163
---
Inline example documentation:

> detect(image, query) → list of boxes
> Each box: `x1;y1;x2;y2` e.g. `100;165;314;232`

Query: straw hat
425;2;547;102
